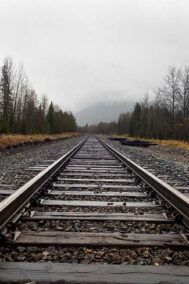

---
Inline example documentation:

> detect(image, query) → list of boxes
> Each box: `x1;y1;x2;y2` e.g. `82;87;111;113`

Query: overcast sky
0;0;189;112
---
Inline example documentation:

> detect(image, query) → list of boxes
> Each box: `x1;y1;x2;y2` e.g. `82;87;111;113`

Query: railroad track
0;136;189;283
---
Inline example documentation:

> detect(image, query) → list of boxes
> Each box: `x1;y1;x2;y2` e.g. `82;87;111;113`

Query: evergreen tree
46;102;54;133
0;57;13;132
129;103;142;136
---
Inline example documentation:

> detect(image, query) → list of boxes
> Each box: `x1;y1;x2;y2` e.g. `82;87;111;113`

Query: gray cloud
0;0;189;111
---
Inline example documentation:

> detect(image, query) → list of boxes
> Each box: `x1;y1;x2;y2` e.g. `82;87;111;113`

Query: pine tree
0;57;13;132
46;102;54;133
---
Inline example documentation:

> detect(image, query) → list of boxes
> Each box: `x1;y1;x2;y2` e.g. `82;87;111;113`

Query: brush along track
0;136;189;283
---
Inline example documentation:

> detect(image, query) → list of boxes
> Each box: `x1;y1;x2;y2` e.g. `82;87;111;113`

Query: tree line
81;66;189;140
79;121;118;134
0;56;77;134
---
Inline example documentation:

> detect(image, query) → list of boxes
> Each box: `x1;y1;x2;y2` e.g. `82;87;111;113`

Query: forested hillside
81;66;189;141
0;56;77;134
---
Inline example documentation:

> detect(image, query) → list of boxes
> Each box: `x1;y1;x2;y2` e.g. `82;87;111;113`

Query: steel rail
98;138;189;227
0;137;88;233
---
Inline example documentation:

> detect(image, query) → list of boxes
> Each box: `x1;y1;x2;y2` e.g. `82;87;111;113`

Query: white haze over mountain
0;0;189;122
76;100;134;126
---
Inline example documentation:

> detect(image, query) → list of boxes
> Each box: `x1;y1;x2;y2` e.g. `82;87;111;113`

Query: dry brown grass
147;138;189;151
109;134;189;151
0;132;80;148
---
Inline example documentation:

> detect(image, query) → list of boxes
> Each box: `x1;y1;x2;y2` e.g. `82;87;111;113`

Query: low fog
0;0;189;123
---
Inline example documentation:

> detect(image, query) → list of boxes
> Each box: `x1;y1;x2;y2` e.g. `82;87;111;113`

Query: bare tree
12;64;27;131
160;66;181;122
179;66;189;118
40;94;49;132
0;56;77;134
41;94;48;116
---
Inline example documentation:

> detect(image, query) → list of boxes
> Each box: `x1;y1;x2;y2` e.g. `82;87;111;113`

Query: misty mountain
75;101;133;126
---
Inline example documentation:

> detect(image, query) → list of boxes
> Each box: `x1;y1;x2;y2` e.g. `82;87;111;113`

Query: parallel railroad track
0;136;189;283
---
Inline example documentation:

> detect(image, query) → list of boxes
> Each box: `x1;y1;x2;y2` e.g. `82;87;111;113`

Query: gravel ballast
0;136;83;193
17;220;189;234
0;246;189;265
104;137;189;190
0;135;189;268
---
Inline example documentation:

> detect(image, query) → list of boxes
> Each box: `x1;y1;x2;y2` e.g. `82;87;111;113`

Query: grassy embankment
110;134;189;151
0;133;80;148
